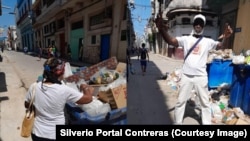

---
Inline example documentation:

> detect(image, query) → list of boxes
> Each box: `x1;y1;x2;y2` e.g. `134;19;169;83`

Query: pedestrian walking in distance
155;13;233;125
139;43;149;76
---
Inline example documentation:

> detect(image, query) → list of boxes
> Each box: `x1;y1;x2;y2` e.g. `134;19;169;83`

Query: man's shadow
184;100;202;124
168;100;202;125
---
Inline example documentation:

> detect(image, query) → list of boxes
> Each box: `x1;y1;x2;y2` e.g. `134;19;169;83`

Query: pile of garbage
207;49;233;63
164;67;182;91
63;57;127;117
208;83;250;124
163;68;250;125
207;49;250;65
89;68;120;85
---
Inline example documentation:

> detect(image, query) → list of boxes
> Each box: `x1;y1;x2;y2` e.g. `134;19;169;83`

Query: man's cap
193;14;206;26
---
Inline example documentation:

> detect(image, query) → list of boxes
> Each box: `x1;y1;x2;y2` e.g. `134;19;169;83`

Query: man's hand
155;13;169;31
154;13;162;28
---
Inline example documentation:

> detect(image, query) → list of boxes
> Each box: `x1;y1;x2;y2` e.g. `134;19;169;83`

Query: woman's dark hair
42;57;65;85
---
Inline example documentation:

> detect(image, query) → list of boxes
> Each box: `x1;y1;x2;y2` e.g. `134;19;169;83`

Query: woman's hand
76;84;94;104
80;84;94;95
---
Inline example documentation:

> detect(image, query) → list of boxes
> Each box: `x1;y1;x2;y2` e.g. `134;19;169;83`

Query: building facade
150;0;220;59
16;0;34;52
149;0;250;58
29;0;127;63
7;25;18;50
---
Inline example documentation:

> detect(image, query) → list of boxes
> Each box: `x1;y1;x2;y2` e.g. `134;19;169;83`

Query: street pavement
0;49;202;141
127;51;202;125
0;51;33;141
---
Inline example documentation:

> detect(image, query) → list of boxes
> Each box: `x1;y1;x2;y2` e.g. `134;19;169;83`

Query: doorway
100;34;110;61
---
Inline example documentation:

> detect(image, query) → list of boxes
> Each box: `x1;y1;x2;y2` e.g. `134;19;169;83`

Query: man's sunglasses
193;18;205;27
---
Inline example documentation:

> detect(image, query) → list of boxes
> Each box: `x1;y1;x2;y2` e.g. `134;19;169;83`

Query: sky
130;0;151;39
0;0;17;36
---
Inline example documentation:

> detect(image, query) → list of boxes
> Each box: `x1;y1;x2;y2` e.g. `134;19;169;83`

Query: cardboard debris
233;107;245;119
115;62;126;74
98;84;127;109
235;118;249;125
225;117;238;125
222;107;250;125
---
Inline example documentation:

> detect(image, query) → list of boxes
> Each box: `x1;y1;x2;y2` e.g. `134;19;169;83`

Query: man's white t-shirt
25;82;83;139
176;36;219;76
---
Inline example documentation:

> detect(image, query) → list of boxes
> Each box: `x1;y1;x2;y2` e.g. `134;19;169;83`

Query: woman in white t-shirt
24;57;93;140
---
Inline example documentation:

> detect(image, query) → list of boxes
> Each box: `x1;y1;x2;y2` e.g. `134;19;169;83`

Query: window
182;17;190;25
57;18;65;29
206;20;213;26
120;30;127;41
89;6;112;27
71;20;83;30
44;25;49;34
123;4;127;20
91;35;96;44
104;6;112;19
47;0;55;7
50;22;56;32
90;13;105;26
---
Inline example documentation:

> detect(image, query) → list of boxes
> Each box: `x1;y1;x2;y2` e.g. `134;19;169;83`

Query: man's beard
190;29;204;36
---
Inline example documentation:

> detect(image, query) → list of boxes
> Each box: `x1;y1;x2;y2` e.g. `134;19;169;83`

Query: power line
134;3;151;8
2;5;11;9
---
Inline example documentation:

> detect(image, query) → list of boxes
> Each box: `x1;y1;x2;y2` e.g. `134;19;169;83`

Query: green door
70;29;84;61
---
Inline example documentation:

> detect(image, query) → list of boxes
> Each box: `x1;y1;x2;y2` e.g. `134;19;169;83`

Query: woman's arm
76;84;93;104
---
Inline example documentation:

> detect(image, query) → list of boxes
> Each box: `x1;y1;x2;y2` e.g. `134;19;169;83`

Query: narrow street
0;49;199;141
1;49;248;140
0;50;36;141
127;51;202;124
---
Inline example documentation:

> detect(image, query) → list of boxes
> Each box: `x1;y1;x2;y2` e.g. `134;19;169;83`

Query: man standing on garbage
155;13;233;124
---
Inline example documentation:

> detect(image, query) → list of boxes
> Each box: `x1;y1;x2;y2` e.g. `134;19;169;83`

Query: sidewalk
0;52;32;141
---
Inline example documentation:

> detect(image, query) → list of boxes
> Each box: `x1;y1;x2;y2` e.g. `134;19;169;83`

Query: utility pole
127;0;134;50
